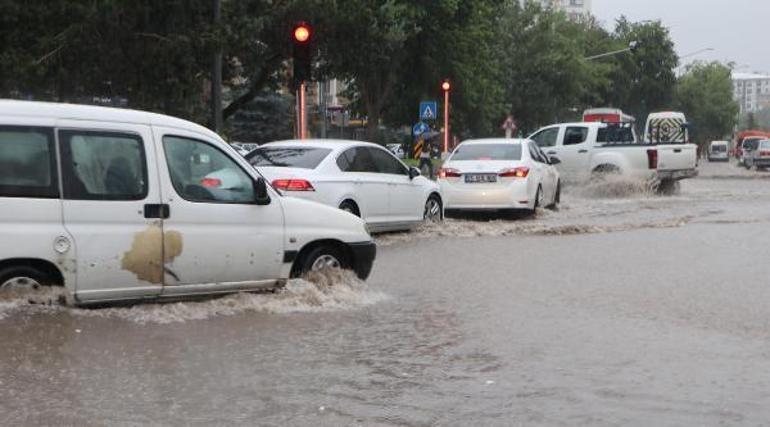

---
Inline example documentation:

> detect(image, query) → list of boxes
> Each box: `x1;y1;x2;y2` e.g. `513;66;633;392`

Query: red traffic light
441;80;451;92
293;23;312;43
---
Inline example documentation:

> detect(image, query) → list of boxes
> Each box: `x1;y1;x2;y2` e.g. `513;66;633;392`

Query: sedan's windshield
247;147;332;169
451;144;522;161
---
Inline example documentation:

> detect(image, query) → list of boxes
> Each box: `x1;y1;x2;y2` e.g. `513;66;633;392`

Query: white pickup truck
529;121;698;190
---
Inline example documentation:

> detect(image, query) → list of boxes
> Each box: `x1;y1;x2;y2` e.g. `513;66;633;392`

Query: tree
675;61;739;151
610;18;679;122
498;2;596;133
320;0;422;140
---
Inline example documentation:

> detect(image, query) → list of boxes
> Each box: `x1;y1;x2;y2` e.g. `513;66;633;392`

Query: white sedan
238;140;443;233
438;139;560;214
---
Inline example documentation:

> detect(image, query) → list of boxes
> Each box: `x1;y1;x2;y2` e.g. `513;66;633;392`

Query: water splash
0;269;387;324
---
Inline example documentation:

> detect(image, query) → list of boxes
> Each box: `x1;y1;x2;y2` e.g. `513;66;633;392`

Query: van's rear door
657;143;698;172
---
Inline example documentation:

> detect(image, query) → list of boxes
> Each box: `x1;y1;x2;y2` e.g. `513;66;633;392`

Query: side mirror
254;177;271;205
409;167;421;180
549;156;561;165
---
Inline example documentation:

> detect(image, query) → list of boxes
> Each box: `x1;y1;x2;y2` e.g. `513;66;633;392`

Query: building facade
733;72;770;114
530;0;592;20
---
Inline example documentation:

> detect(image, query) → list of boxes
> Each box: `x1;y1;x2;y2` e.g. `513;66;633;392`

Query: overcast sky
593;0;770;74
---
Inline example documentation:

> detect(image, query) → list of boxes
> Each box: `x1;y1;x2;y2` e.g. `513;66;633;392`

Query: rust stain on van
121;227;183;284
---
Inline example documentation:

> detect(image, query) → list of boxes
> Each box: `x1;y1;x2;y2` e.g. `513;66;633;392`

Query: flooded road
2;161;770;426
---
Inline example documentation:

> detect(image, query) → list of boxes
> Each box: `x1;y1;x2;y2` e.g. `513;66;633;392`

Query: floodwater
2;161;770;426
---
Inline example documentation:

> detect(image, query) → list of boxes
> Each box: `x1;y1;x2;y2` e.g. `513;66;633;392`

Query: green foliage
609;18;679;122
675;61;739;149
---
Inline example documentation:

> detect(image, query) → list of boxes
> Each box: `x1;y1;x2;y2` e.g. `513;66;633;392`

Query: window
564;127;588;145
530;127;559;147
597;126;635;143
336;147;378;173
451;144;522;161
368;147;408;175
163;136;255;203
247;147;331;169
0;126;58;198
59;130;147;201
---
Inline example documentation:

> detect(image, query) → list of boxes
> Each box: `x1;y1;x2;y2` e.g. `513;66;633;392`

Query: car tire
293;245;349;278
546;181;560;210
339;200;360;217
424;194;443;222
0;266;53;290
529;185;543;216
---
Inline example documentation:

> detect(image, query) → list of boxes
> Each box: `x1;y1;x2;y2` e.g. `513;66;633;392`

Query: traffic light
292;22;313;86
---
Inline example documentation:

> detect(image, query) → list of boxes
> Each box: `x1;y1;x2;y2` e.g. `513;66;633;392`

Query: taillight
438;168;461;178
200;177;222;188
647;149;658;169
498;167;529;178
272;179;315;191
760;151;770;156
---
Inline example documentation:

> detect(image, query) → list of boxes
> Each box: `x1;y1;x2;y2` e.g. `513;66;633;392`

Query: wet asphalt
2;161;770;426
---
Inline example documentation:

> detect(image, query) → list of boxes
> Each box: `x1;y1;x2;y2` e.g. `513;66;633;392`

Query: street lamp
584;41;639;61
441;79;451;154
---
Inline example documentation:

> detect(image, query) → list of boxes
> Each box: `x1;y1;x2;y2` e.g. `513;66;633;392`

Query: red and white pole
441;79;451;153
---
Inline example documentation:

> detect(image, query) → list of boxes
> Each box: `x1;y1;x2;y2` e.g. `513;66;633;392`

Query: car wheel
424;194;443;222
0;266;51;291
529;185;543;216
547;181;560;210
339;200;360;217
293;245;349;278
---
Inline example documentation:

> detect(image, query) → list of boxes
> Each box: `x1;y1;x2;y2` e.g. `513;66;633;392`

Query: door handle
144;204;170;219
673;148;682;153
578;149;588;154
547;151;557;155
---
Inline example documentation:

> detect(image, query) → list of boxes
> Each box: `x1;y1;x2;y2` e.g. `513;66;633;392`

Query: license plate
464;173;497;183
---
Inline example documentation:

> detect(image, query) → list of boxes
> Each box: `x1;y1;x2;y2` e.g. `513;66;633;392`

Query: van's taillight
200;178;222;188
760;150;770;156
438;168;461;178
272;179;315;191
647;149;658;169
498;167;529;178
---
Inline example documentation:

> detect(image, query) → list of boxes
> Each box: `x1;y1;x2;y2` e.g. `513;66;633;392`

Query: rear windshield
743;139;760;150
451;144;522;161
597;127;635;143
247;147;331;169
712;144;727;152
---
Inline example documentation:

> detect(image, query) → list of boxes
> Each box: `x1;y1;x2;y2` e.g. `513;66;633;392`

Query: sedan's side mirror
409;167;421;180
549;156;561;165
254;177;271;205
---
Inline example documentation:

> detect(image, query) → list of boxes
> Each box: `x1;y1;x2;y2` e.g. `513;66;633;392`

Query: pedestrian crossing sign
420;101;438;121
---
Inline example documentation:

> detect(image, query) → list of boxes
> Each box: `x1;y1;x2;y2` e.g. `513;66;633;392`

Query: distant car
708;141;729;162
740;137;762;167
437;139;560;215
234;139;443;233
746;139;770;171
386;143;405;159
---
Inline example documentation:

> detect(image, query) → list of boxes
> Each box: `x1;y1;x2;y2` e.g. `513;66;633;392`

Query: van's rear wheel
293;245;349;278
0;266;50;291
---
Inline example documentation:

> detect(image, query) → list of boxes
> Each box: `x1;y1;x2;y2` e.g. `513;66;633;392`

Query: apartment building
733;72;770;114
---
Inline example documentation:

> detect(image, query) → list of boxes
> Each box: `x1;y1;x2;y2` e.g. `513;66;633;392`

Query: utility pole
441;79;451;153
211;0;223;132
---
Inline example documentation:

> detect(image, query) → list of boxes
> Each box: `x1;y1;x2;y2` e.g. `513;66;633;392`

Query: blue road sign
413;121;430;137
419;101;438;121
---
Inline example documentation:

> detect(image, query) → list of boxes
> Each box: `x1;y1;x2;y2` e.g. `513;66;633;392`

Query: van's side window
59;130;147;201
0;126;58;198
163;135;255;204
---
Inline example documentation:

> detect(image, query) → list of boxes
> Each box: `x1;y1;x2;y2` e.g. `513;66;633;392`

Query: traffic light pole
443;89;450;153
299;82;307;140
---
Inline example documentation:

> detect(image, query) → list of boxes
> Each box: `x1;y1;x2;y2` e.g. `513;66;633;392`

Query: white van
708;141;729;162
644;112;689;144
0;101;376;305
